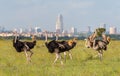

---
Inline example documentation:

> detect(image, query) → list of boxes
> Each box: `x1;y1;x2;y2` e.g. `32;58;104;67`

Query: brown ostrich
85;33;110;60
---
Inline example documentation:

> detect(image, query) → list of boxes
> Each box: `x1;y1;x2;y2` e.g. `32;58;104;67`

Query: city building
71;27;77;34
28;27;35;33
19;28;23;34
56;14;64;34
100;23;106;29
35;27;42;33
109;26;117;34
13;28;17;33
87;26;91;33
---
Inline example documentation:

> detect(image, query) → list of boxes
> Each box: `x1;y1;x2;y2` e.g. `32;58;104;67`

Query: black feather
45;40;77;53
13;36;36;52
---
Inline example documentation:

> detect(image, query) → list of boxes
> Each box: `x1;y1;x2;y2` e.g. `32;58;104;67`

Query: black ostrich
85;34;110;60
56;38;77;61
45;32;77;65
13;35;36;62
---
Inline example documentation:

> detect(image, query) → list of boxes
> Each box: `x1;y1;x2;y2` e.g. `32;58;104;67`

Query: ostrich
45;32;77;65
55;33;76;60
85;34;110;60
58;38;77;61
13;35;36;62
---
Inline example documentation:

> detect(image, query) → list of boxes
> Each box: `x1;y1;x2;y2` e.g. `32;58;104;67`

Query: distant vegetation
0;34;120;40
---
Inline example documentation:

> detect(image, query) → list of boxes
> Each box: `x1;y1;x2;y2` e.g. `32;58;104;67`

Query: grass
0;39;120;76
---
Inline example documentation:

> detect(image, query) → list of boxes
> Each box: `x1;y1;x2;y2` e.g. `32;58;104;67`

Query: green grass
0;40;120;76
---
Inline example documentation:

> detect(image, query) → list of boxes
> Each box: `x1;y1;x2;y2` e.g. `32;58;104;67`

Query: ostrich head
73;38;77;43
84;32;97;48
31;35;36;41
45;31;48;42
68;40;73;46
13;32;19;43
13;35;19;43
67;38;77;46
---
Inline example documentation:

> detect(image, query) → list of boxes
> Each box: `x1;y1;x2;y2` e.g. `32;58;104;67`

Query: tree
95;28;106;37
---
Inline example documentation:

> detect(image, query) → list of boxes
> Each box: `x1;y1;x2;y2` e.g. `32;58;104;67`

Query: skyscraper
19;28;23;34
87;26;91;33
35;27;42;33
71;27;77;34
100;23;106;29
56;14;63;34
109;26;117;34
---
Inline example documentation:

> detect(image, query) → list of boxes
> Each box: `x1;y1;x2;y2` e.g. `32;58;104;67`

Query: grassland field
0;39;120;76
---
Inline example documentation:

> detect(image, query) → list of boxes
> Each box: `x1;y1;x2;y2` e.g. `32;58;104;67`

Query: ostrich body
45;32;77;64
13;35;36;62
85;34;110;60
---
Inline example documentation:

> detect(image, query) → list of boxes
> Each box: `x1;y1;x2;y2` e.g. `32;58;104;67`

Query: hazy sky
0;0;120;32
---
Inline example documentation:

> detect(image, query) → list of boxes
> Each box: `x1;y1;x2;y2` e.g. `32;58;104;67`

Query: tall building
109;26;117;34
35;27;42;33
56;14;64;34
28;27;35;33
87;26;91;33
71;27;77;34
19;28;23;34
100;23;106;29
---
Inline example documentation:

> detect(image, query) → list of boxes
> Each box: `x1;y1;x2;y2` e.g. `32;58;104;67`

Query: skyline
0;0;120;32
